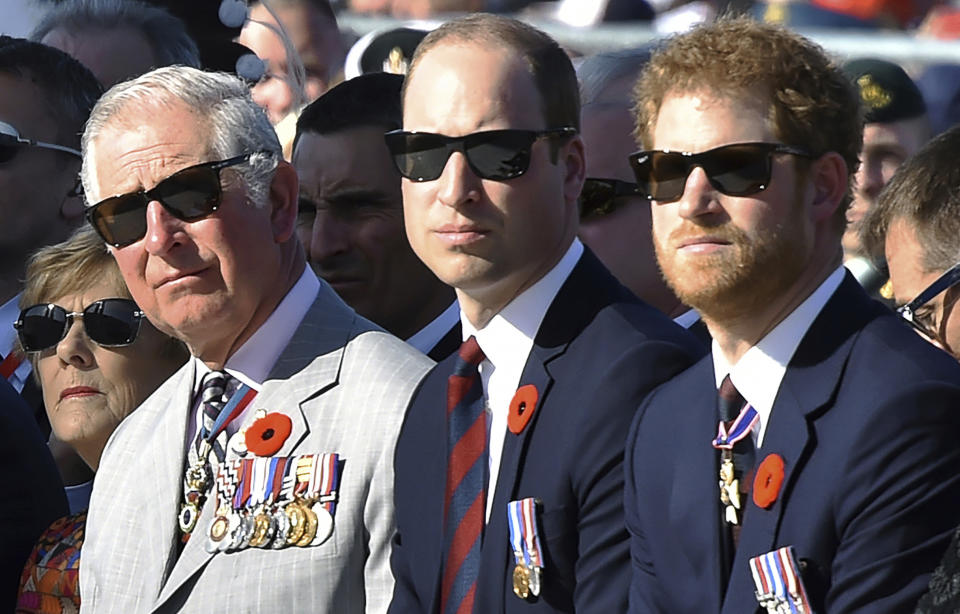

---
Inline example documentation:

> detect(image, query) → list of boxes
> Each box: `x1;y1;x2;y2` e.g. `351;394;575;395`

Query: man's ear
269;160;299;243
808;151;847;224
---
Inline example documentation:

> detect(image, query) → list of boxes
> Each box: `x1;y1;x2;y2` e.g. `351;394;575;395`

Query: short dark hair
294;72;403;152
403;13;580;132
31;0;201;71
861;124;960;273
0;36;103;149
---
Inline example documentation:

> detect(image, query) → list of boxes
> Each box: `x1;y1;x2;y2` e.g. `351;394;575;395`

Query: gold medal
249;512;272;547
296;502;318;547
512;564;531;599
284;502;306;546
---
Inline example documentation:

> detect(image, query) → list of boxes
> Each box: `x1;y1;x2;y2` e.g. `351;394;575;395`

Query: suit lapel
722;276;870;614
476;251;619;609
154;284;355;609
667;360;727;611
146;362;200;604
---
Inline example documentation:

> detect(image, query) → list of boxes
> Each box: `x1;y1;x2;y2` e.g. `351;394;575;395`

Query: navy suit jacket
626;274;960;614
0;376;67;611
389;249;704;613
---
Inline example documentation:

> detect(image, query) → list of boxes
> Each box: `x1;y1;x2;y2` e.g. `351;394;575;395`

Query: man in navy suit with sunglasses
387;14;702;614
624;19;960;614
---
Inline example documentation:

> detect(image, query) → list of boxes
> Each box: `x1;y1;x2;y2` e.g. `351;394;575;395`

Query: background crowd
1;0;960;613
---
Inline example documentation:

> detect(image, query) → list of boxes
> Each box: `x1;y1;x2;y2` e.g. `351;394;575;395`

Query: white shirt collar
406;300;460;354
193;267;320;391
461;239;583;365
712;266;845;446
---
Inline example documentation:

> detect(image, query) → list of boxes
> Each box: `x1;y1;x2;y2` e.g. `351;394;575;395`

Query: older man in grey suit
77;66;432;613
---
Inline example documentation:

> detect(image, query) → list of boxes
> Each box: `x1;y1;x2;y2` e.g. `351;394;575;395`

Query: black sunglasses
384;127;576;182
896;262;960;343
0;120;81;164
86;152;267;247
15;298;145;353
627;142;814;203
579;178;645;220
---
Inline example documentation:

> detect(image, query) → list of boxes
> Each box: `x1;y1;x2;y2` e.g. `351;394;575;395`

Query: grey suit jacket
79;282;433;614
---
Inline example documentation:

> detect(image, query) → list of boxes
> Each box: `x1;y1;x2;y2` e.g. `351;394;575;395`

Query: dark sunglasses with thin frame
628;142;814;203
16;298;145;353
579;178;645;220
0;120;82;164
384;127;576;182
86;152;269;247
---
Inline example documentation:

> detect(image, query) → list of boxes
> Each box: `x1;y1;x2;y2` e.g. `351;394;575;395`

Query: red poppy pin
753;453;785;509
244;411;293;456
508;385;538;434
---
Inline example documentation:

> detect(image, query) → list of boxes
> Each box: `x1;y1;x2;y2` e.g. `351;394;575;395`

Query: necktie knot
718;374;746;423
459;336;485;366
200;370;229;405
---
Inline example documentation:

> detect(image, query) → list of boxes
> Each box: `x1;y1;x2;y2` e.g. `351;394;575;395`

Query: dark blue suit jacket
0;376;67;611
389;249;704;613
625;274;960;614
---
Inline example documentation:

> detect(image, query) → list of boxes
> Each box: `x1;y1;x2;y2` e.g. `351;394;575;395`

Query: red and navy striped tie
440;336;487;614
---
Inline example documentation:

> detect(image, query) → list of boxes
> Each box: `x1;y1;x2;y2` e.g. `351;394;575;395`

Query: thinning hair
403;13;581;132
0;35;102;149
634;18;862;233
81;66;280;207
31;0;201;71
860;124;960;272
577;47;651;109
295;72;402;151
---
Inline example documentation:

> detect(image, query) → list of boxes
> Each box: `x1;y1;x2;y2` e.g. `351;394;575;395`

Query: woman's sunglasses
0;120;82;164
85;152;266;247
627;142;814;203
897;262;960;344
579;178;644;220
15;298;145;353
384;127;576;182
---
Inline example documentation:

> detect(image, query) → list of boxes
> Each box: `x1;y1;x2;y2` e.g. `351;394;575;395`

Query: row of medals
205;494;334;553
178;441;336;553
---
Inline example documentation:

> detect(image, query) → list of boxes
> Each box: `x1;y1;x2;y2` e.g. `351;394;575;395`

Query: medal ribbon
507;498;543;570
711;404;759;450
507;500;527;568
749;547;810;614
318;453;341;514
202;383;257;442
269;457;288;505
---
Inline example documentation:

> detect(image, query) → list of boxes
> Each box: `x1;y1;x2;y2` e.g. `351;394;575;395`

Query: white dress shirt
2;293;33;393
461;239;584;521
406;300;460;354
188;267;320;442
712;266;845;447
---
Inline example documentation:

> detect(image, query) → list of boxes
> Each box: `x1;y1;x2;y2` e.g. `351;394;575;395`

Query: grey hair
82;66;281;208
31;0;201;70
577;47;652;109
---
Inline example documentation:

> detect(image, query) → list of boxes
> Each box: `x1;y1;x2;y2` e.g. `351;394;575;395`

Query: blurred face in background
240;2;345;124
578;75;681;316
